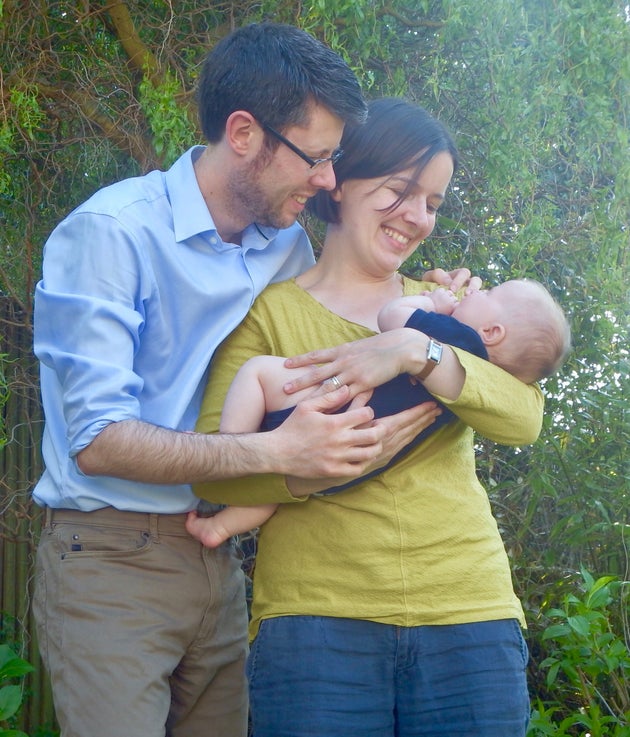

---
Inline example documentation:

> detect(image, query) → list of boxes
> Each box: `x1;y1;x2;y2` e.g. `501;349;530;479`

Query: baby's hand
426;288;458;315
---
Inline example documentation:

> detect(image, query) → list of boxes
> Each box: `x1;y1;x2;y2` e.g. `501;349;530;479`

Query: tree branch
378;6;444;28
98;1;163;85
37;83;160;169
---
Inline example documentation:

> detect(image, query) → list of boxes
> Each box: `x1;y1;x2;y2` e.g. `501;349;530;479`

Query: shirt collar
166;146;217;243
165;145;281;249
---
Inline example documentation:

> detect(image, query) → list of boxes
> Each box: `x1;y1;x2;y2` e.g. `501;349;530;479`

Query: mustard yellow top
195;278;544;638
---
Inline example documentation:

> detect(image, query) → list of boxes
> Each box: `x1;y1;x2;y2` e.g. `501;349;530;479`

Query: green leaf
567;614;592;638
542;623;571;639
0;684;22;721
0;645;35;679
585;575;616;607
546;660;561;687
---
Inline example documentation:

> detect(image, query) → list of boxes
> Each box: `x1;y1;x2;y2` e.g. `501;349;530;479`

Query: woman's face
334;151;454;275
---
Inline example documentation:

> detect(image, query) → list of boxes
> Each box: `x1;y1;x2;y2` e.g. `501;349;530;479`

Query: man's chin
258;212;299;231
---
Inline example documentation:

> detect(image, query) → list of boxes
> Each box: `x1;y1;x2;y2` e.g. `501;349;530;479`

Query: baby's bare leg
186;504;278;548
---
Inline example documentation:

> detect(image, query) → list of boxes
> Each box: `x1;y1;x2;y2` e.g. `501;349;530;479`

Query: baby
379;277;570;385
187;278;571;547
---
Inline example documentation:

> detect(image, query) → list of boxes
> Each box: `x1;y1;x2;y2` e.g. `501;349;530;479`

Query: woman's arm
284;328;543;446
428;347;544;445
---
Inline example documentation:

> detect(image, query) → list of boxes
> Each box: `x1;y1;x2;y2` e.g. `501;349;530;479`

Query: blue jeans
247;616;530;737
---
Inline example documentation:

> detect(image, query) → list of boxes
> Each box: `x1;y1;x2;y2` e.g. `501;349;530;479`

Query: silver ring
329;375;343;389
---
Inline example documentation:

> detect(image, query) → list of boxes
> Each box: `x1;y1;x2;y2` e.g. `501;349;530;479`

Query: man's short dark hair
197;23;367;143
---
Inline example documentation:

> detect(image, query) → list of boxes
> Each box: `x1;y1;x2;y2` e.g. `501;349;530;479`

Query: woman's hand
286;400;441;496
422;267;482;293
370;399;441;466
283;328;428;396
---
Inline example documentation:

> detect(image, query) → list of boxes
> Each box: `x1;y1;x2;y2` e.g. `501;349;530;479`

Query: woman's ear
224;111;259;156
479;322;506;346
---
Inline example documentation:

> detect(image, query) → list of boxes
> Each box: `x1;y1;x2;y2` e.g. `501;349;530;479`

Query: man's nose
309;160;337;191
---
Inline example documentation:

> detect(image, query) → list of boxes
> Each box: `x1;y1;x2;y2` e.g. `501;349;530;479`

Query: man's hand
270;384;389;480
283;328;427;396
422;267;482;293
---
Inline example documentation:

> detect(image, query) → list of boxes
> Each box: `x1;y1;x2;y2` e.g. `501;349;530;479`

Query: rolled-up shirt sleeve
35;212;150;456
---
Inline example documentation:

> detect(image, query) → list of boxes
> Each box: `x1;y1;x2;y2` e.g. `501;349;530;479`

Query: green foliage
138;69;197;168
0;644;34;737
527;571;630;736
0;0;627;729
8;89;45;142
402;0;628;585
302;0;391;91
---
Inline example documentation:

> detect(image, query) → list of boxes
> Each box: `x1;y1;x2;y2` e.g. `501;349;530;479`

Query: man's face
229;104;344;230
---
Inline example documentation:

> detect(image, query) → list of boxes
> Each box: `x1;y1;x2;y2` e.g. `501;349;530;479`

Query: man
33;22;468;737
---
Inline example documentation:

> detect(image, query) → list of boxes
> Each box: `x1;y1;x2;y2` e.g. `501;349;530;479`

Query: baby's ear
480;323;506;346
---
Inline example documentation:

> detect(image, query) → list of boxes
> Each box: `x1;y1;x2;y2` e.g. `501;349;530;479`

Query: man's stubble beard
227;148;292;230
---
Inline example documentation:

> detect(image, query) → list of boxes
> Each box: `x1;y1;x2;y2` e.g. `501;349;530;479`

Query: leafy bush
528;570;630;736
0;644;34;737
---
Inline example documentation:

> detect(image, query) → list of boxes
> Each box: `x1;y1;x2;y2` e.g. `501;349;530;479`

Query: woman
193;98;542;736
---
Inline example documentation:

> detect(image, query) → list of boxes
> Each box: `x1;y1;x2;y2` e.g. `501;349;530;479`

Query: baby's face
452;281;524;329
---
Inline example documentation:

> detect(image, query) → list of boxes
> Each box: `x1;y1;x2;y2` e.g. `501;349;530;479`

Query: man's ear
479;323;506;346
224;111;260;156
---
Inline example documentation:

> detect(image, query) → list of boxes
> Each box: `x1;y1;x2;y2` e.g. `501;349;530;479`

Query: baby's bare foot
185;511;231;548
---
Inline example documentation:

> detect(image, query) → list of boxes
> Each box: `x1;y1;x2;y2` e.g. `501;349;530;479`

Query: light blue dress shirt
33;146;315;513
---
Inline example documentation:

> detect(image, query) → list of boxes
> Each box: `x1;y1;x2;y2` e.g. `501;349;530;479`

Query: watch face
428;340;443;363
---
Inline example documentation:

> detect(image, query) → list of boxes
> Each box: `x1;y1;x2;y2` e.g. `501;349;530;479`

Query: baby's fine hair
499;279;571;383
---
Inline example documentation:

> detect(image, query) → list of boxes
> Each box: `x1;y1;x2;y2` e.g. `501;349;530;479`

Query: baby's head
452;279;571;383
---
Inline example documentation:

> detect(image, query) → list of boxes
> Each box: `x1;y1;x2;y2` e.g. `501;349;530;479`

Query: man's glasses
261;122;343;170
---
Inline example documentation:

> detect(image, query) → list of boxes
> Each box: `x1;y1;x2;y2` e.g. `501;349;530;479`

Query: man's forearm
76;393;389;484
76;419;276;484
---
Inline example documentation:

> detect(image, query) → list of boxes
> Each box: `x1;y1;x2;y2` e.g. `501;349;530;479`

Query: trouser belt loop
149;513;160;542
45;507;53;527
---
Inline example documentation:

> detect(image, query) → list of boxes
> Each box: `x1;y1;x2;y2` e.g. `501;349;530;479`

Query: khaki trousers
33;506;249;737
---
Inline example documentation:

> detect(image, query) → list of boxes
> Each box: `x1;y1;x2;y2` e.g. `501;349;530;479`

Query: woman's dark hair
197;23;367;143
308;98;458;223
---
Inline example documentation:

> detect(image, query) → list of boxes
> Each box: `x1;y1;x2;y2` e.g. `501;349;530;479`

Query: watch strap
416;339;443;380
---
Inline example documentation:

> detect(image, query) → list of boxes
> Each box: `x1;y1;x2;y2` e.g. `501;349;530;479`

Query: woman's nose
402;198;430;230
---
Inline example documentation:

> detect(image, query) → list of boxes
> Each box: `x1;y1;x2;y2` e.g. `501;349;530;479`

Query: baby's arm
378;289;458;332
